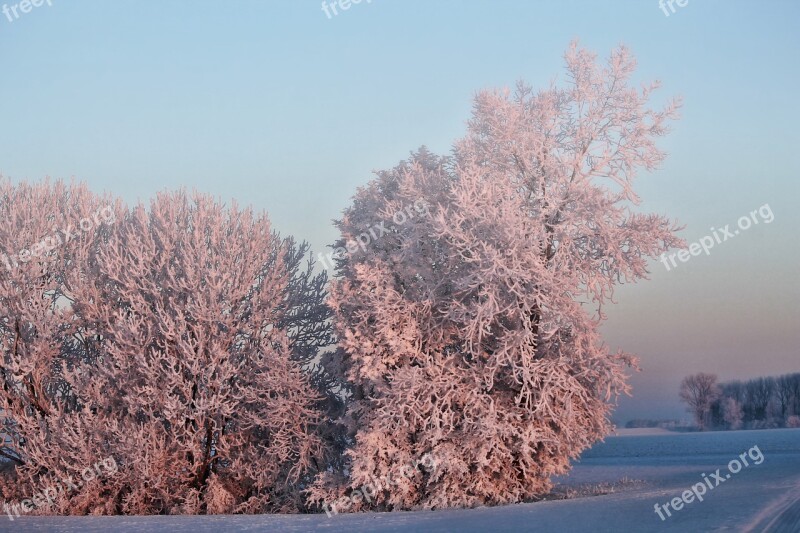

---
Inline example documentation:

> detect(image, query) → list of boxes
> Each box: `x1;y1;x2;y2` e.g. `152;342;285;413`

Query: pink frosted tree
0;179;123;513
69;191;327;514
313;42;683;509
0;182;333;515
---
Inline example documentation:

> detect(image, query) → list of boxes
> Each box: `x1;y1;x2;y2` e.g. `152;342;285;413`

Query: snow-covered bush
0;182;331;514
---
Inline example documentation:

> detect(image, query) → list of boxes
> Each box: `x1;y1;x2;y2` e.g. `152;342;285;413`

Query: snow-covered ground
6;429;799;532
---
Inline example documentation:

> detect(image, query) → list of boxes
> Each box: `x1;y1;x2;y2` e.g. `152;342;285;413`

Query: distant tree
746;377;775;423
722;397;743;430
313;42;682;510
679;373;721;430
625;419;659;429
713;373;800;430
775;375;793;421
776;373;800;422
788;373;800;417
722;380;745;406
625;419;679;429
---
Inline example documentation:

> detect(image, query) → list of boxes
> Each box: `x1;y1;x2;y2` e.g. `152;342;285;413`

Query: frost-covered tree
680;373;720;430
0;179;124;512
314;42;683;509
70;191;326;514
0;182;332;515
722;397;743;430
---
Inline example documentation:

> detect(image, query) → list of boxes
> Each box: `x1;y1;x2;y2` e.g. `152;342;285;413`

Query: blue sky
1;0;798;422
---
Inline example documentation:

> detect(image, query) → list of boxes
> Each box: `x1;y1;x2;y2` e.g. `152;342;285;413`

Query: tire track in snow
760;495;800;532
742;477;800;532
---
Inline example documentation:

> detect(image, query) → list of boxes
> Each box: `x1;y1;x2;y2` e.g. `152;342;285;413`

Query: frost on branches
0;183;332;514
0;180;124;514
315;43;684;510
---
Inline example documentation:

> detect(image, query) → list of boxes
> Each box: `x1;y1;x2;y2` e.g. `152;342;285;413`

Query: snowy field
6;429;799;532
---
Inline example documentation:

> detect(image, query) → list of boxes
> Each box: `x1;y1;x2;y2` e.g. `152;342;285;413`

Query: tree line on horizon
679;372;800;431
